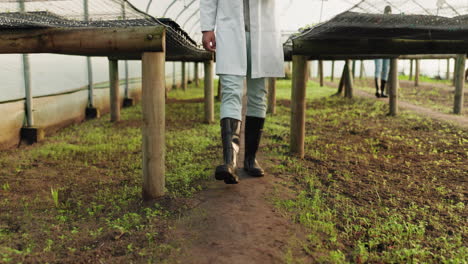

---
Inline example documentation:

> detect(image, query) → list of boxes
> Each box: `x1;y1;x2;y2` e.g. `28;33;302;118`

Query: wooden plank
267;78;277;115
344;60;353;99
389;58;399;116
109;59;120;122
290;55;308;158
204;61;215;123
142;52;166;199
454;54;466;114
0;26;165;56
399;54;457;60
293;39;468;56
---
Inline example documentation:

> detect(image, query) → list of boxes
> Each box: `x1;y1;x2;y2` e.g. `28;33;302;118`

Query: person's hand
202;31;216;52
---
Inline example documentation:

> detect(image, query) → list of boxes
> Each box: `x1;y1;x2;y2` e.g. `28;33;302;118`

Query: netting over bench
0;0;211;61
297;11;468;41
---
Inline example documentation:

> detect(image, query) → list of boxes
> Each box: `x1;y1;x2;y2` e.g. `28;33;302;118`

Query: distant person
200;0;285;184
374;6;392;98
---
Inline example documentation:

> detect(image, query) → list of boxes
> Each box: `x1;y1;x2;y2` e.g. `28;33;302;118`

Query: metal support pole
84;0;94;107
19;0;33;127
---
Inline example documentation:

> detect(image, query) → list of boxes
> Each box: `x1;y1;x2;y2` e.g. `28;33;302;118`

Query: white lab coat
200;0;285;78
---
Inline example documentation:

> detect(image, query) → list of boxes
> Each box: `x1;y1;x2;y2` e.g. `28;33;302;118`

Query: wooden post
216;78;222;101
142;52;166;199
446;58;451;80
335;65;346;96
331;60;335;82
194;62;199;87
319;60;324;87
181;61;187;91
204;60;215;123
267;77;277;114
454;54;466;114
359;60;364;79
290;55;308;158
109;59;120;122
344;60;353;99
389;58;399;116
415;59;420;87
409;59;413;80
352;60;356;79
308;61;312;80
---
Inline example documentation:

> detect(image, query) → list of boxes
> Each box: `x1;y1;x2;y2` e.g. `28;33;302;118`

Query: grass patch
263;94;467;263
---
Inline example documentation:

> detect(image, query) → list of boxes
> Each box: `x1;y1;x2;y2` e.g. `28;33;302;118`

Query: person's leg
374;59;382;98
216;74;244;184
380;59;390;97
244;32;267;176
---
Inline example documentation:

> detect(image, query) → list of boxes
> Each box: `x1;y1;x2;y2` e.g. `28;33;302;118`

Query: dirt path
166;87;309;264
323;79;468;129
167;167;308;264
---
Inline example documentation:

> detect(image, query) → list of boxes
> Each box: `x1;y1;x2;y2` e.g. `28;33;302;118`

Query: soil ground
0;80;466;263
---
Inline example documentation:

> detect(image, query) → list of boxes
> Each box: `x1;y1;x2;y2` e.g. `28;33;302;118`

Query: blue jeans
375;59;390;81
219;32;267;121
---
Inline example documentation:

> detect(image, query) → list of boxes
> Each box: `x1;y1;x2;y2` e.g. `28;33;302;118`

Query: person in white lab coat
200;0;284;184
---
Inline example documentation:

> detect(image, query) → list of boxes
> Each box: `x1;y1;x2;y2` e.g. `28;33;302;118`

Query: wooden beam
109;59;120;122
0;26;165;56
344;60;353;99
293;39;468;56
415;59;420;87
204;61;215;123
267;78;277;115
389;58;399;116
399;54;458;60
142;52;166;200
454;54;466;114
290;55;308;158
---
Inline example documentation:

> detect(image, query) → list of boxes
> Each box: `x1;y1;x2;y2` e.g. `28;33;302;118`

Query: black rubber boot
380;80;389;98
244;116;265;177
374;78;381;98
215;118;241;184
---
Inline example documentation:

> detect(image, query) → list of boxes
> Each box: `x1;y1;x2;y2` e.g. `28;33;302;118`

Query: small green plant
50;187;59;207
2;183;10;191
